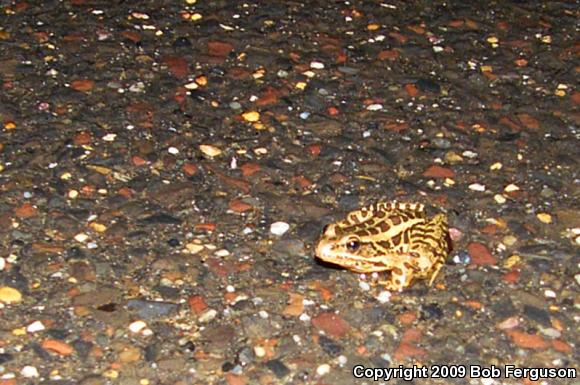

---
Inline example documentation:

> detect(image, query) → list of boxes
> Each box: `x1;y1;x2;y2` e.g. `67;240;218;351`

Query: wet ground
0;1;579;384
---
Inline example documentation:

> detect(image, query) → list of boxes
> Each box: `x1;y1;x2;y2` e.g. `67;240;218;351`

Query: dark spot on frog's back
390;216;402;225
379;221;391;232
390;234;401;245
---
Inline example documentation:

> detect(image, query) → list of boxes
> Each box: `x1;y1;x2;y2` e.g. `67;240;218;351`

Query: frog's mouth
315;241;390;272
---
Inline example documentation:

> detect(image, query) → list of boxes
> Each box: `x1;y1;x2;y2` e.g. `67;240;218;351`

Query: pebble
0;287;22;304
184;81;199;90
494;194;507;204
358;281;370;291
229;101;242;110
0;257;5;271
270;222;290;236
102;133;117;141
242;111;260;122
21;366;39;378
126;299;179;319
504;183;520;192
74;233;89;243
129;320;147;333
468;183;486;192
536;213;552;224
366;103;383;111
310;61;325;69
199;144;222;157
198;309;218;323
253;346;266;358
214;249;230;257
376;291;392;303
26;321;45;333
185;243;204;254
316;364;331;376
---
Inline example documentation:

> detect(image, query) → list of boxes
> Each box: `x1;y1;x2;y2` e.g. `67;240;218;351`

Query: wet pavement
0;1;579;384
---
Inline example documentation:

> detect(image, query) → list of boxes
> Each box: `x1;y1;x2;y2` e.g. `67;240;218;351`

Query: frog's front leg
375;253;417;292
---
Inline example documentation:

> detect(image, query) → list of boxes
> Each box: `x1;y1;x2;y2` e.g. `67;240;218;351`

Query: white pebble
544;289;556;298
462;150;478;158
167;147;179;155
198;309;217;323
316;364;331;376
129;320;147;333
302;298;315;306
468;183;486;192
481;378;496;385
254;346;266;358
0;257;5;271
299;313;311;322
366;103;383;111
258;310;269;319
270;221;290;236
358;281;371;291
494;194;507;204
102;133;117;142
74;233;89;243
376;291;392;303
26;321;45;333
226;285;235;293
310;61;325;69
337;355;347;365
504;183;520;192
214;249;230;257
21;366;39;378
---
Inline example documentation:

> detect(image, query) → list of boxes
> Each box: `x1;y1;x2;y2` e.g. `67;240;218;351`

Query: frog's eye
346;239;360;251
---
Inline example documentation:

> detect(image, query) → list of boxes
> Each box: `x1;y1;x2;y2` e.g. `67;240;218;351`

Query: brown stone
188;295;208;315
312;312;350;338
378;49;399;60
225;374;248;385
240;163;261;177
282;293;304;317
182;162;198;176
14;203;37;218
207;40;234;57
517;113;540;130
467;242;497;265
423;165;455;178
393;343;426;360
404;83;419;97
551;339;572;353
398;312;417;326
121;31;141;43
163;56;188;78
306;144;321;157
42;339;74;356
71;79;95;92
229;199;253;213
506;330;548;349
74;132;92;146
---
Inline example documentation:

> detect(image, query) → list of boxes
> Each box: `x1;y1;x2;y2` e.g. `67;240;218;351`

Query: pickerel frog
315;201;451;291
